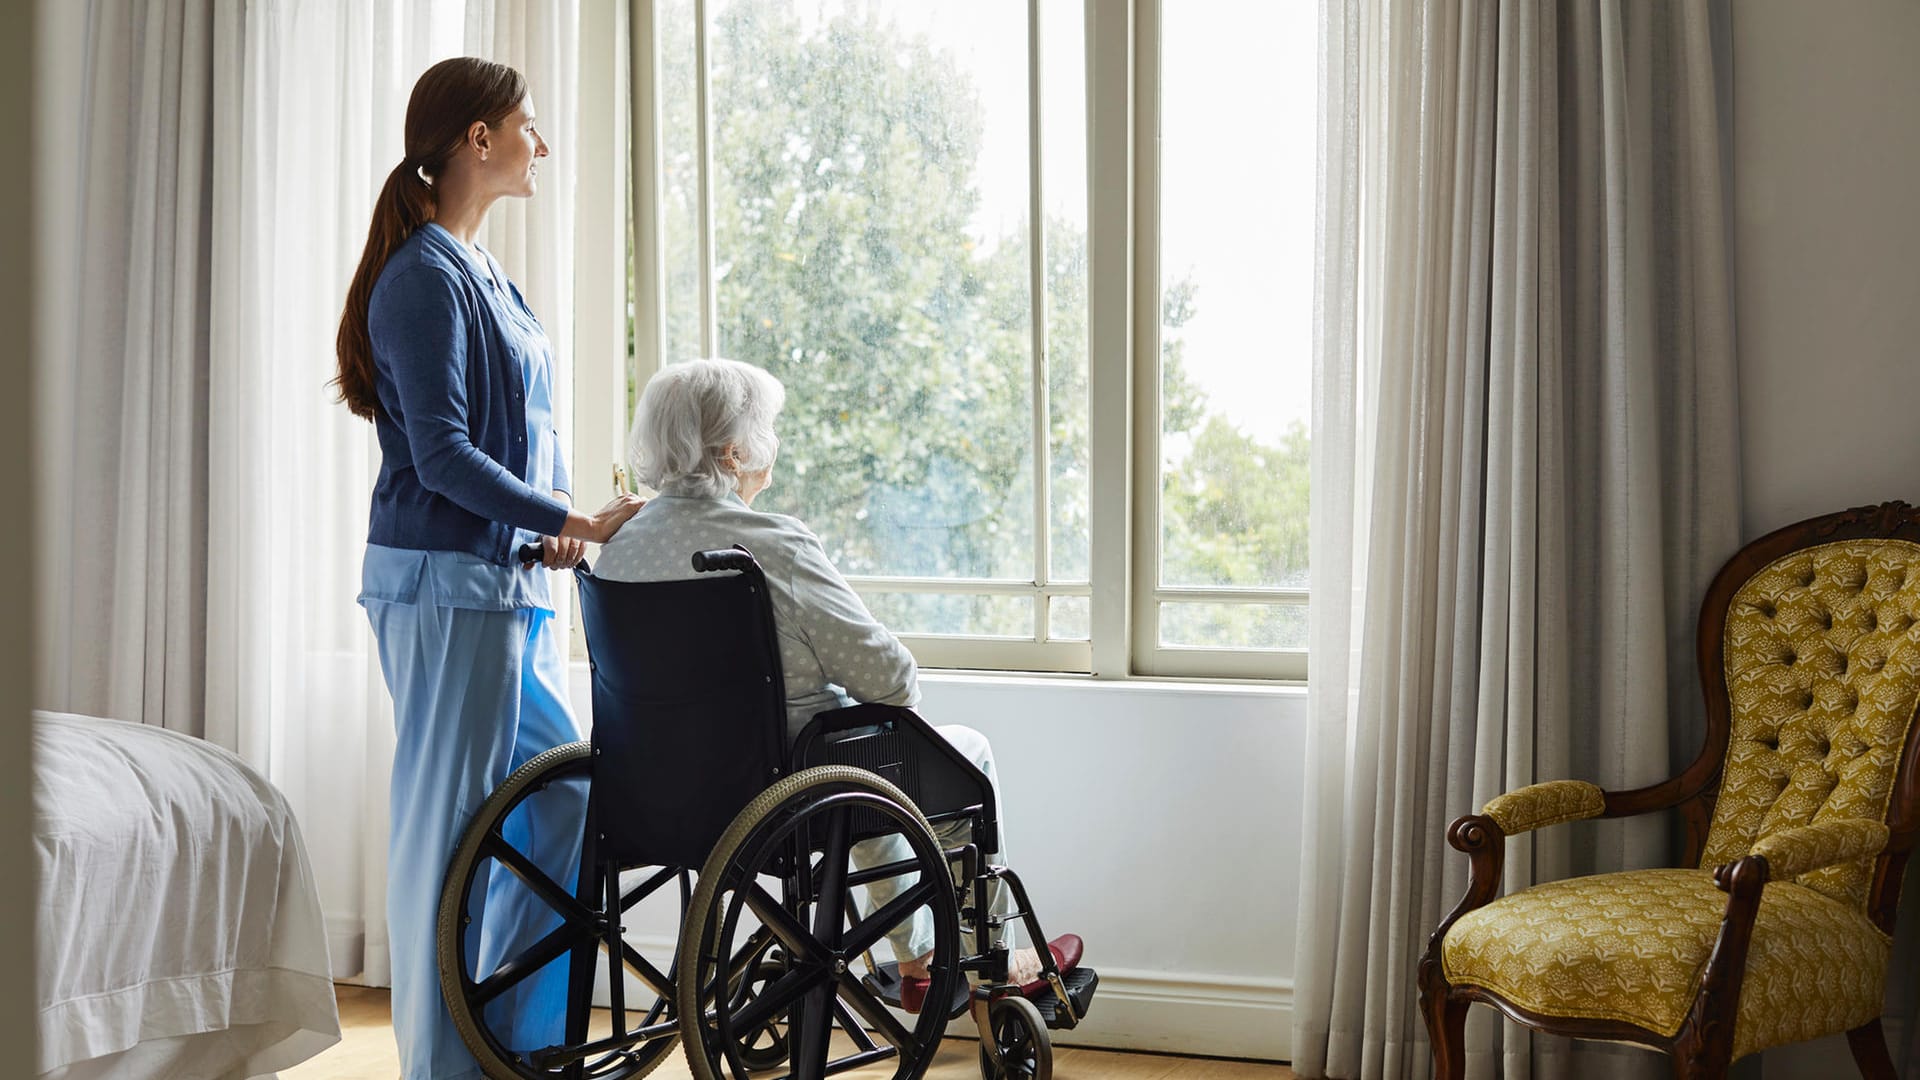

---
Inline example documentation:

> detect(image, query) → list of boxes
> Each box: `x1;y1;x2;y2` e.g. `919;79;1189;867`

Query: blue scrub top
360;227;560;613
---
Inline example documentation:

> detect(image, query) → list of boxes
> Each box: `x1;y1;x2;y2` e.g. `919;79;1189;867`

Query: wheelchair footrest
1031;966;1098;1029
864;960;972;1019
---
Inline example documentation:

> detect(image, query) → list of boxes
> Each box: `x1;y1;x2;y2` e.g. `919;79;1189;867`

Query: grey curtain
1292;1;1742;1077
35;0;214;736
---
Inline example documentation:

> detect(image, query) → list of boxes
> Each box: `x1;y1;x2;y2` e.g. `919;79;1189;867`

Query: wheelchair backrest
574;550;788;869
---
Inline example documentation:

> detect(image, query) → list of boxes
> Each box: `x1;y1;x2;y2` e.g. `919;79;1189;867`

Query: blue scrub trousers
366;599;587;1080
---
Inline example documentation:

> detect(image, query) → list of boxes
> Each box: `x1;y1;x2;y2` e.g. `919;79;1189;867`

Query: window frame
568;0;634;659
1123;0;1306;681
581;0;1308;682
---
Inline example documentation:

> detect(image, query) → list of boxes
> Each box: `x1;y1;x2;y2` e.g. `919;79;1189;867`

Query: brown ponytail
333;57;529;420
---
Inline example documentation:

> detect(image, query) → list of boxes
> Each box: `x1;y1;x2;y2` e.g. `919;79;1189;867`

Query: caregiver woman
332;57;642;1079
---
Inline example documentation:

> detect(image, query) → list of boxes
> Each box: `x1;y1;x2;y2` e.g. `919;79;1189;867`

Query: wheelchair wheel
677;766;963;1080
977;996;1051;1080
438;742;686;1080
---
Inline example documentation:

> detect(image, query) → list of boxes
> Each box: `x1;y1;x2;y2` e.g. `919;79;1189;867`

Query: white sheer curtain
465;2;580;485
32;0;583;985
1292;2;1741;1078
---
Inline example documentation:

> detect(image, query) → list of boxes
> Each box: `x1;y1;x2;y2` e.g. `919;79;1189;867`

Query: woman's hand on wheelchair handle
539;534;588;569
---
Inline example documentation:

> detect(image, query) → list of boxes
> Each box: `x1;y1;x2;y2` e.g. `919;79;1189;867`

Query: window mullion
692;0;716;356
1127;0;1162;677
628;0;664;390
571;0;631;660
1027;0;1051;643
1084;0;1134;679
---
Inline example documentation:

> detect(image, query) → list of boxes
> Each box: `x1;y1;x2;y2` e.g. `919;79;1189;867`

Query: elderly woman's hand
561;493;647;546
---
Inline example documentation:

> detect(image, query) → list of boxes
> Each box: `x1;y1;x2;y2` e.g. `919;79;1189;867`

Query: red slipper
899;971;932;1014
1019;933;1083;996
898;934;1084;1013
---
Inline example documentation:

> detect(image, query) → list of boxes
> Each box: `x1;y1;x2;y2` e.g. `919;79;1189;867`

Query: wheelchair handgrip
692;546;758;574
516;541;591;574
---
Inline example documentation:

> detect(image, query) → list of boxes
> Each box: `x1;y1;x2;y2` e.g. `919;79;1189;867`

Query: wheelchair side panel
792;703;1000;853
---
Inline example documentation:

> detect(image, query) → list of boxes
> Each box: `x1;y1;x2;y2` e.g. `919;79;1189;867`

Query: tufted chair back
1700;534;1920;911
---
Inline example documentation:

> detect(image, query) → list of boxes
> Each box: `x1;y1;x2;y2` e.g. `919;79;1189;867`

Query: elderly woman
594;358;1078;1010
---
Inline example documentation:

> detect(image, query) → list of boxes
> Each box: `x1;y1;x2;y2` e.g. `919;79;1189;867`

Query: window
1136;0;1314;677
612;0;1314;679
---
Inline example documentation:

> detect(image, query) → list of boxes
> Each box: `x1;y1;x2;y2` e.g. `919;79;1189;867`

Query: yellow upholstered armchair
1420;502;1920;1079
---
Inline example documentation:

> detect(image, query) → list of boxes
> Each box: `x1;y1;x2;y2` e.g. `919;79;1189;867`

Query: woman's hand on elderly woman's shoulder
561;493;647;546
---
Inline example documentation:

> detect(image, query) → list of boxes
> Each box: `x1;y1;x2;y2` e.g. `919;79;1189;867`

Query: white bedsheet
33;711;341;1079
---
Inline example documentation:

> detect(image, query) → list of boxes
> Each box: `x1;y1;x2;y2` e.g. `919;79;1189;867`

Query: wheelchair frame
433;546;1091;1080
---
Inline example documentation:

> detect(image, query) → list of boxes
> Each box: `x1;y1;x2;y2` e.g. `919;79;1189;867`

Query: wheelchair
434;546;1098;1080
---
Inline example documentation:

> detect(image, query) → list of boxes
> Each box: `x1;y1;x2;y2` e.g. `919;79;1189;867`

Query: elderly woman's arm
784;529;920;709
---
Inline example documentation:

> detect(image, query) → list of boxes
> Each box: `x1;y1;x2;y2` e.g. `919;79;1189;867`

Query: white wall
570;666;1305;1061
1734;0;1920;540
918;674;1301;1059
1732;1;1920;1073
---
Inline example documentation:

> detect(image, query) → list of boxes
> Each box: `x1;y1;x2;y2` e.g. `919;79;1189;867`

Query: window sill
919;668;1307;698
567;659;1306;698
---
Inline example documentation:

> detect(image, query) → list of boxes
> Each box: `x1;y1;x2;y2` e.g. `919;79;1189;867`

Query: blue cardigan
365;223;571;564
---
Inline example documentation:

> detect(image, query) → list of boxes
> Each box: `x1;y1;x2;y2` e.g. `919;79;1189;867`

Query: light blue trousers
366;601;587;1080
849;724;1014;964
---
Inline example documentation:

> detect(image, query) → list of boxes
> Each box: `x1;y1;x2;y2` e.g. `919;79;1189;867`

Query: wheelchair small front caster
727;951;792;1070
978;995;1052;1080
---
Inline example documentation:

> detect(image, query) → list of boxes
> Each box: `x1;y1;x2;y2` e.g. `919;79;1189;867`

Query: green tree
1162;417;1310;589
698;0;1032;581
651;0;1311;642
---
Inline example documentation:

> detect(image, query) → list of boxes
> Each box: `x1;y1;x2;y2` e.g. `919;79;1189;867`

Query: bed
33;711;341;1079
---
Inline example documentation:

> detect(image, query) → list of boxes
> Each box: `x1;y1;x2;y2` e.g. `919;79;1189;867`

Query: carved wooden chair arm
1745;819;1890;883
1481;780;1607;835
1423;768;1726;975
1659;851;1775;1061
1679;828;1889;1052
1425;776;1685;967
1420;815;1506;965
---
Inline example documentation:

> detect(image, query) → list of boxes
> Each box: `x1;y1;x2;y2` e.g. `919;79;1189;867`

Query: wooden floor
285;984;1296;1079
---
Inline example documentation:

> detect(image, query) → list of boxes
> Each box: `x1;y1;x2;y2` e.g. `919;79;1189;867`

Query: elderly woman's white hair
628;358;787;498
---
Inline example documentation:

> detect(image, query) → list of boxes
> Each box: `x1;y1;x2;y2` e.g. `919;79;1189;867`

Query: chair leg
1674;1045;1735;1076
1847;1018;1897;1080
1418;975;1469;1080
1669;1026;1732;1080
1670;1055;1722;1080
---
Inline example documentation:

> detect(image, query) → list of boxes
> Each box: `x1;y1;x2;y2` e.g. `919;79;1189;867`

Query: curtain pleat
465;0;582;647
1294;2;1742;1077
37;0;213;737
